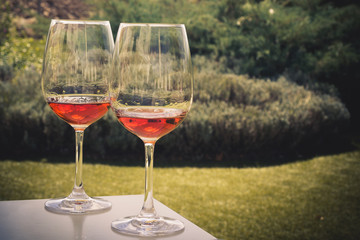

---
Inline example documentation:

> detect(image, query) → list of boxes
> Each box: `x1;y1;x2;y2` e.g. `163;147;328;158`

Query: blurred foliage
161;72;350;160
5;0;89;23
0;0;11;45
0;62;350;161
0;36;45;81
0;37;45;71
0;0;357;161
91;0;360;126
91;0;359;80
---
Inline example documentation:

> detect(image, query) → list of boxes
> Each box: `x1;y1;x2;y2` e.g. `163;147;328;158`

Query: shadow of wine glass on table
45;205;111;239
70;215;87;240
110;224;184;240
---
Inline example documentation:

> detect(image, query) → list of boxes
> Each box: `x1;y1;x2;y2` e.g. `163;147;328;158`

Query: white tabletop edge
0;195;217;240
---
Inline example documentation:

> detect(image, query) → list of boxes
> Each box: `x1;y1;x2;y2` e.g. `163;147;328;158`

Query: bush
0;0;11;46
0;37;45;73
0;67;350;161
0;66;140;159
160;73;350;160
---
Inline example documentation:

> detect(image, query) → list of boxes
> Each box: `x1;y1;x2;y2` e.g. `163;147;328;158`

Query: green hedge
161;73;350;159
0;66;350;161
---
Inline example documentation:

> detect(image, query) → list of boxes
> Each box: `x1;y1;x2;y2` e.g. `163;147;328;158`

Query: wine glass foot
45;196;111;214
111;216;184;236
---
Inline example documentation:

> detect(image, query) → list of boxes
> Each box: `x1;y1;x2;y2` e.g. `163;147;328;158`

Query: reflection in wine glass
71;215;87;240
110;23;193;236
41;19;114;214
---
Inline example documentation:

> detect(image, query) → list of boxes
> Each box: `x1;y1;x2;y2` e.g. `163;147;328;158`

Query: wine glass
41;19;114;214
110;23;193;236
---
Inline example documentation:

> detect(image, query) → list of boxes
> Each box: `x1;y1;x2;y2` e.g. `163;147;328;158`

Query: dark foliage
0;67;350;162
0;0;357;162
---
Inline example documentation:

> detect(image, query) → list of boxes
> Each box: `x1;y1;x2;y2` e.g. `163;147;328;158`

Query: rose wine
115;107;187;140
47;96;109;129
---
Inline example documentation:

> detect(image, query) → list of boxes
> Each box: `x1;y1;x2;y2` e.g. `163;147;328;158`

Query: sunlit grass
1;151;360;240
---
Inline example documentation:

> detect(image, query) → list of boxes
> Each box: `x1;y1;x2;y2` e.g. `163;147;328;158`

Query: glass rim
119;23;185;28
50;19;110;26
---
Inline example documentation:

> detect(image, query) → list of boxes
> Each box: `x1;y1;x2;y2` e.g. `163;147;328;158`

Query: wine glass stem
139;142;157;218
74;130;84;191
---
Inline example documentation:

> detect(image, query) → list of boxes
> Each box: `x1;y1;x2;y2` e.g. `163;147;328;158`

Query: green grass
1;151;360;240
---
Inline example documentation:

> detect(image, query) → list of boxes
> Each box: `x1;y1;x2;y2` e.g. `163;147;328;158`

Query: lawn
1;151;360;240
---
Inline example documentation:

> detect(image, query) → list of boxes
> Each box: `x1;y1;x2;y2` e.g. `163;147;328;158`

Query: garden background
1;0;360;239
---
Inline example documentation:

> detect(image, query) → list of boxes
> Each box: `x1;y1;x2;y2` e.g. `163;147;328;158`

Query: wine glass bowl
41;19;114;214
110;23;193;236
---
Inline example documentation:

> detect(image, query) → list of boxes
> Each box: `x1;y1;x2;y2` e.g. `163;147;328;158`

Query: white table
0;195;216;240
